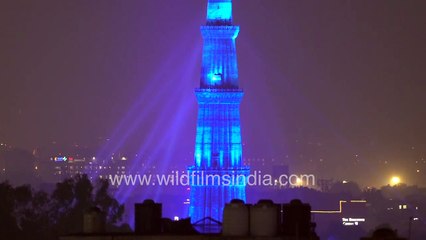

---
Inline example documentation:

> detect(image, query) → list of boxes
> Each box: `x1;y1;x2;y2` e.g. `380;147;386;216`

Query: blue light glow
54;156;68;162
189;0;249;223
188;169;249;222
90;32;203;226
207;0;232;25
200;26;240;88
193;90;244;169
210;73;222;83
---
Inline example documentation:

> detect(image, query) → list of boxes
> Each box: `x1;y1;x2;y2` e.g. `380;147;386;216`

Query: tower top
206;0;233;25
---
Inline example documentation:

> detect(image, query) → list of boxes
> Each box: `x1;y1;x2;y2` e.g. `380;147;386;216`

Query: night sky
1;0;426;187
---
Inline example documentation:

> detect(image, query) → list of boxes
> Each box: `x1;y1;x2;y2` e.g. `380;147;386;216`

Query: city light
54;156;68;162
296;177;303;186
390;176;401;186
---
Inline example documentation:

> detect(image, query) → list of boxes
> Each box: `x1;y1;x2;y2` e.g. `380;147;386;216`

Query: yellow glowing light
390;176;401;186
311;200;346;214
311;200;367;214
296;177;303;186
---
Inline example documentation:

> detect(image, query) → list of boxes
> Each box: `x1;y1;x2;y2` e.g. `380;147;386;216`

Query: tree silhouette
0;182;20;239
50;174;124;235
0;174;125;240
94;178;124;226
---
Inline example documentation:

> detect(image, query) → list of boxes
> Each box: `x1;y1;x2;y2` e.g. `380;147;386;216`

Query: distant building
47;154;158;184
60;199;320;240
50;155;129;180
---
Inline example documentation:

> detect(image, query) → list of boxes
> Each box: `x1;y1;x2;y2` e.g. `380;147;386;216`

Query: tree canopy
0;174;126;240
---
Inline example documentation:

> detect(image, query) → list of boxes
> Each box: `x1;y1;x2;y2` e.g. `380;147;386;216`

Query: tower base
188;167;249;222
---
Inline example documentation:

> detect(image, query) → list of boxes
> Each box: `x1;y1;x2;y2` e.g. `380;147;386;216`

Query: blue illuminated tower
188;0;249;222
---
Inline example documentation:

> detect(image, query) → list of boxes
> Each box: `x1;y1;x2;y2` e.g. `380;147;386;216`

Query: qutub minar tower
188;0;249;222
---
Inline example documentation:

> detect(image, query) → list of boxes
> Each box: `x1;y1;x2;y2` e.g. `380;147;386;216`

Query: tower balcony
201;26;239;39
195;88;243;104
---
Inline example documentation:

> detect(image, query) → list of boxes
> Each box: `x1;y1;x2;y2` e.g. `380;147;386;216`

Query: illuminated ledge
206;20;233;26
188;166;250;172
201;26;239;39
195;89;243;104
195;88;243;92
311;200;367;214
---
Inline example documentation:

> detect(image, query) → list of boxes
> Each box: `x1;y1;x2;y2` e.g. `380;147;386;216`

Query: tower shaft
189;0;248;223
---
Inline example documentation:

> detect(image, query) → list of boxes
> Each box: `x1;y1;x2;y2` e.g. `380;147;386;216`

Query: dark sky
1;0;426;186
